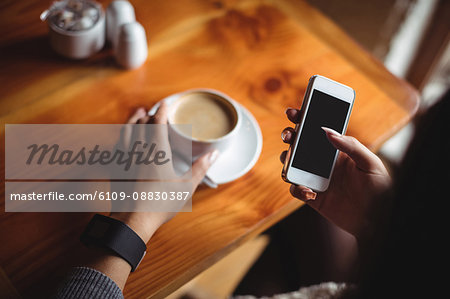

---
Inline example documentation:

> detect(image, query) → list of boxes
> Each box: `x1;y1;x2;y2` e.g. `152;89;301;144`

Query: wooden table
0;0;419;298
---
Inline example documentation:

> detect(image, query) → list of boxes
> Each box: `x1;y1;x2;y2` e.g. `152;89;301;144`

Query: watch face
88;221;110;238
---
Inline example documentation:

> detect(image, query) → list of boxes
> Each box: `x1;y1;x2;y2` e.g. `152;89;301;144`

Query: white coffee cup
166;89;242;159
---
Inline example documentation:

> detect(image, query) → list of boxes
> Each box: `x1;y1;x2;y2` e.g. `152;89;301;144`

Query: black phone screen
291;90;350;178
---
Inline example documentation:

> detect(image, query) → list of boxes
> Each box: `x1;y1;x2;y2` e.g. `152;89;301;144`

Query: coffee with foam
170;92;238;141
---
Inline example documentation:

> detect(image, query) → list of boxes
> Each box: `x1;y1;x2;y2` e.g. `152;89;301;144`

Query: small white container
42;0;105;59
106;0;136;48
115;22;148;69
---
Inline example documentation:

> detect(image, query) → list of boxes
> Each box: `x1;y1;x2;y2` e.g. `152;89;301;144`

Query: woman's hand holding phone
281;108;391;240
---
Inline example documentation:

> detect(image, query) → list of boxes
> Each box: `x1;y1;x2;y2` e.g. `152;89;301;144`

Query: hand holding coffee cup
149;88;263;185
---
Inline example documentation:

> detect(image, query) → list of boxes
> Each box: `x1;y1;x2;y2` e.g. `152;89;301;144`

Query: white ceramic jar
115;22;148;69
106;0;136;48
43;0;105;59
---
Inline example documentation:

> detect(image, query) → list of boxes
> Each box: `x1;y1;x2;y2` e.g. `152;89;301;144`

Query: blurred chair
166;235;269;299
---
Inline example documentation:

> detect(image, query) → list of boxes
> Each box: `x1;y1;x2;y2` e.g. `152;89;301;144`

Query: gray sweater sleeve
54;267;124;299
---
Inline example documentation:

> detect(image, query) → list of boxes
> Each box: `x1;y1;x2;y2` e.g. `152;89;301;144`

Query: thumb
322;127;381;172
191;150;219;188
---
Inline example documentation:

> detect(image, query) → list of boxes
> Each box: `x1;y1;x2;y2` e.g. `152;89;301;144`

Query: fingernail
302;189;317;200
208;150;219;163
321;127;341;137
281;130;290;141
137;108;146;116
285;107;293;114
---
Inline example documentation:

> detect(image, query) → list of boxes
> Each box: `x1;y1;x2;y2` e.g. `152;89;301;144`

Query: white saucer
148;91;263;185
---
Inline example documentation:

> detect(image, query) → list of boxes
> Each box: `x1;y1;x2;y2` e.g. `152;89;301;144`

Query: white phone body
282;75;355;192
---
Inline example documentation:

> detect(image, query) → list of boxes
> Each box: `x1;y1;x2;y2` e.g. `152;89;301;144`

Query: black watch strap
80;214;147;272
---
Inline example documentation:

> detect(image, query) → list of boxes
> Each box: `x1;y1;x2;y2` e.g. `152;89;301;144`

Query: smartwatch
80;214;147;272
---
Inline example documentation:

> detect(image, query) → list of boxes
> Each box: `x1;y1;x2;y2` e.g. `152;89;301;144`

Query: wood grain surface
0;0;419;298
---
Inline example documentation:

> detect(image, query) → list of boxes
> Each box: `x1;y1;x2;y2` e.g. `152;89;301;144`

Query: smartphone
282;75;355;192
